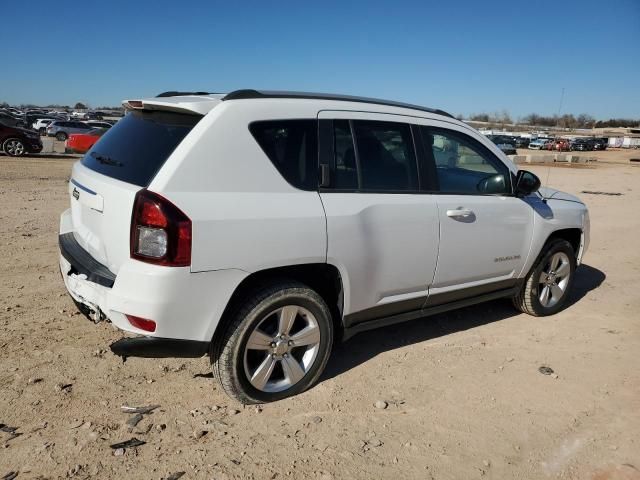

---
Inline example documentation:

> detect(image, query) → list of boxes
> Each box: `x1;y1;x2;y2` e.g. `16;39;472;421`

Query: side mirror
514;170;541;197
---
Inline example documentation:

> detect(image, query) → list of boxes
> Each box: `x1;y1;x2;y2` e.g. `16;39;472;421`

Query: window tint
353;120;418;191
250;120;318;191
81;110;200;187
422;127;510;195
333;120;358;189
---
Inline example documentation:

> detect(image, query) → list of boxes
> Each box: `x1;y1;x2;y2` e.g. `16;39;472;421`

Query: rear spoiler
122;95;224;115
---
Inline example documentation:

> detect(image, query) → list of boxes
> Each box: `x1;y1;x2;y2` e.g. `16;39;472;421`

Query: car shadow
321;263;605;383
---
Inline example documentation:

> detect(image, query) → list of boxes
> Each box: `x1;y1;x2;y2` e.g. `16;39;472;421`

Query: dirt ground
1;149;639;480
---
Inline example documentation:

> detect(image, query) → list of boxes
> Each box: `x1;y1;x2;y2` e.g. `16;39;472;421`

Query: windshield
81;110;201;187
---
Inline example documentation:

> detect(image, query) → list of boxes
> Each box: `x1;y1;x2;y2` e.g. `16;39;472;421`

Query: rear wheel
56;132;67;141
513;239;576;316
212;280;333;404
3;138;26;157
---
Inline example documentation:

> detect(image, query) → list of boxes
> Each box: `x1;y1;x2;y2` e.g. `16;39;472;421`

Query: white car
59;90;590;404
528;139;548;150
32;118;56;135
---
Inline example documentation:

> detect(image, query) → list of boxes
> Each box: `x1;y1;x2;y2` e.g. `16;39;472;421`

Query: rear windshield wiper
91;151;123;167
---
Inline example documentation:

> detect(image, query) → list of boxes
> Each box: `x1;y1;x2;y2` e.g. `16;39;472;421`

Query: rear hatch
68;110;201;274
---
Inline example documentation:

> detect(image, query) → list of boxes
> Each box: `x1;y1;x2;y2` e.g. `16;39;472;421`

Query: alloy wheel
5;140;25;156
243;305;321;393
538;252;571;308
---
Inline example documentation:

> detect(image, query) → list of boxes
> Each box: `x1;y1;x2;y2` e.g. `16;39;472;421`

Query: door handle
446;208;474;218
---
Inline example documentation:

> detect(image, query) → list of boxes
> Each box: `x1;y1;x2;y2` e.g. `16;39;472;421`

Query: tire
39;127;46;136
3;138;26;157
212;280;334;404
56;132;67;141
513;239;576;316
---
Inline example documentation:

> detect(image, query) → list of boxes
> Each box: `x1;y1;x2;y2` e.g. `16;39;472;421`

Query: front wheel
212;280;334;404
513;239;576;316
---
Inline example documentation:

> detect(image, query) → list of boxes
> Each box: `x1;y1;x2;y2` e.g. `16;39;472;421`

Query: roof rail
156;91;214;98
222;89;453;118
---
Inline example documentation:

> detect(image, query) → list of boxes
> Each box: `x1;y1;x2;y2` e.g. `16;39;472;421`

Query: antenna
544;165;552;199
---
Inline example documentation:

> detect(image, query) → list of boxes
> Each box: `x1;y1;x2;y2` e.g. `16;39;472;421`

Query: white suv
59;90;590;403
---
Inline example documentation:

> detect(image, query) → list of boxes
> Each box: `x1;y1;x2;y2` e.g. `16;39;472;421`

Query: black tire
56;132;67;141
211;280;334;404
3;138;26;157
39;127;46;136
513;239;576;316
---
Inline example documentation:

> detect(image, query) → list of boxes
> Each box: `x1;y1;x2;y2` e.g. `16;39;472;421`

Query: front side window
250;120;318;191
422;127;510;195
352;120;418;191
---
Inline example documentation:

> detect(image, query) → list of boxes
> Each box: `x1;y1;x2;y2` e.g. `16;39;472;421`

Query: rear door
68;110;201;274
420;125;533;303
317;111;439;325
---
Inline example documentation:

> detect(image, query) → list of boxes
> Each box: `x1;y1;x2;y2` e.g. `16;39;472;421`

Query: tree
469;113;490;122
74;102;87;110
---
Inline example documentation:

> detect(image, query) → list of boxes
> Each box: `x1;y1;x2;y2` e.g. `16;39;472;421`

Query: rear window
81;110;200;187
249;120;318;191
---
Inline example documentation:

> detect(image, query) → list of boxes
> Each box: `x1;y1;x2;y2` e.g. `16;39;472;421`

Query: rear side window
82;110;200;187
333;120;358;189
249;120;318;191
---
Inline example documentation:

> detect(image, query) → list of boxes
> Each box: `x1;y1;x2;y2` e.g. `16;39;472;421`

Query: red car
65;128;108;154
545;139;571;152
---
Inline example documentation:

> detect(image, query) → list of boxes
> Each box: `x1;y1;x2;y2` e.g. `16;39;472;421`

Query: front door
420;125;533;303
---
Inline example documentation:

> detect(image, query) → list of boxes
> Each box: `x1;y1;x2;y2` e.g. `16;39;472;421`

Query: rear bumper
58;208;248;349
59;233;116;287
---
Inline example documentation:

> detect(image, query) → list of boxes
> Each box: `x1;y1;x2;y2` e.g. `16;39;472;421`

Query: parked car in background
33;118;55;134
486;135;517;155
528;139;546;150
65;128;108;154
592;138;608;150
513;137;530;148
83;111;103;120
25;113;64;130
0;111;21;127
47;120;93;141
84;121;113;129
546;139;571;152
570;139;594;151
1;120;43;156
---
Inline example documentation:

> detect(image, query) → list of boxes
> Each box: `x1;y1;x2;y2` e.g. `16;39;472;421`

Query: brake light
126;314;156;332
130;189;191;267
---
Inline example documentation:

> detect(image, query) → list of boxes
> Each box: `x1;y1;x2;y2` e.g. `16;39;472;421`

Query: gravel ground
0;150;638;480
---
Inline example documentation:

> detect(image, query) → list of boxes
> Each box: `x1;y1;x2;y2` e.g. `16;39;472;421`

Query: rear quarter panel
150;101;328;273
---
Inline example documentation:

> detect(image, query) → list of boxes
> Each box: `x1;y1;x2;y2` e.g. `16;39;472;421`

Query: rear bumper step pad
110;337;210;360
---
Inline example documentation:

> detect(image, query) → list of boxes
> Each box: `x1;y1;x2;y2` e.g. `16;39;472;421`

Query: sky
1;0;639;119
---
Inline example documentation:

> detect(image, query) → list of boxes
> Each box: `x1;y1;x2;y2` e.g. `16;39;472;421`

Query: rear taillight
130;189;191;267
